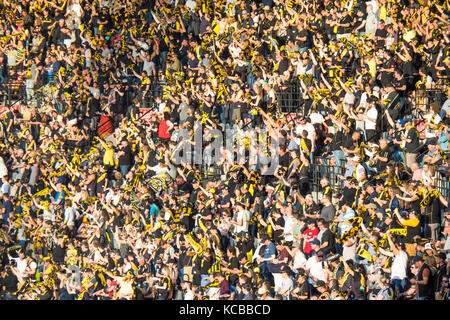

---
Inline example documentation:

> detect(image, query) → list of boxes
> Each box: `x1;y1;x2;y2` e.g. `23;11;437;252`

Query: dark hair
163;112;171;120
227;246;237;256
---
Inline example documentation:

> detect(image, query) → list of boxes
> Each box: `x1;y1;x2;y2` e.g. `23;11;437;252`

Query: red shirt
303;227;319;254
158;120;171;139
219;279;231;300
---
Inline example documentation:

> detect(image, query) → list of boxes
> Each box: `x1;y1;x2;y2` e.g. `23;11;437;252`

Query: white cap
424;243;433;250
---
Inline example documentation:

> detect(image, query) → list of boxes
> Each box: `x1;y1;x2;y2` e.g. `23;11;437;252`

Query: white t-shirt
184;290;195;300
293;250;307;271
444;236;450;261
1;181;10;195
185;0;197;11
365;107;378;130
355;163;366;181
15;257;28;278
390;250;408;280
306;256;326;281
309;112;325;125
283;215;295;242
365;13;378;35
423;113;442;139
295;122;316;142
64;207;77;227
235;210;250;234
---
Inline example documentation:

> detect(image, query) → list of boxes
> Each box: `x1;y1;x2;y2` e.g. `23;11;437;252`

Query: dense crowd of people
0;0;449;301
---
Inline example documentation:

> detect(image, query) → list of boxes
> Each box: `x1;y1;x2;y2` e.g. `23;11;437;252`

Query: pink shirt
412;169;423;182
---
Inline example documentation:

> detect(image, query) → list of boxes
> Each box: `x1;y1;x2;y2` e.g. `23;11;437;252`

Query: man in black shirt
374;20;388;48
339;178;358;208
0;267;18;300
52;236;66;265
278;144;290;170
378;50;396;88
392;69;407;98
317;219;335;255
375;138;391;174
219;186;231;211
296;24;309;52
222;246;240;287
117;139;133;177
291;271;309;300
403;122;420;169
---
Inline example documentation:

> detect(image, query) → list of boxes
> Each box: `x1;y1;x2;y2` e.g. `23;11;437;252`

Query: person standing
1;193;13;227
378;230;409;297
116;139;133;177
157;112;174;142
258;235;276;284
410;256;433;300
403;121;420;169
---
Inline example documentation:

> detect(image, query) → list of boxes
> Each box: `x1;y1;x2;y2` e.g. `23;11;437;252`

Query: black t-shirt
297;29;308;47
157;276;171;299
1;273;18;293
220;193;231;207
376;147;391;173
351;272;366;299
52;245;66;263
379;59;395;87
228;257;240;286
405;127;420;153
185;116;195;130
331;130;344;152
343;137;357;152
187;56;199;69
353;15;365;30
279;152;290;168
278;57;289;75
375;28;388;48
118;145;133;165
273;216;285;243
286;25;298;41
295;281;309;299
340;187;357;206
99;12;112;31
425;195;441;224
338;14;352;34
179;182;193;196
320;229;335;254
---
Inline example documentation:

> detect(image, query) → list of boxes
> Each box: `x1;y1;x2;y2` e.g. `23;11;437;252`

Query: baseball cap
424;243;433;250
366;203;377;210
412;255;423;264
309;239;320;246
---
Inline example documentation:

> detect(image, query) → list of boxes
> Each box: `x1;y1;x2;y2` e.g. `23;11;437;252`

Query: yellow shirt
99;140;115;166
367;58;377;79
402;217;420;228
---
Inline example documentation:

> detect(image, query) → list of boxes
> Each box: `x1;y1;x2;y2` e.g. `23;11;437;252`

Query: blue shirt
438;132;449;152
2;199;13;223
149;203;159;219
54;191;65;204
263;242;276;261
